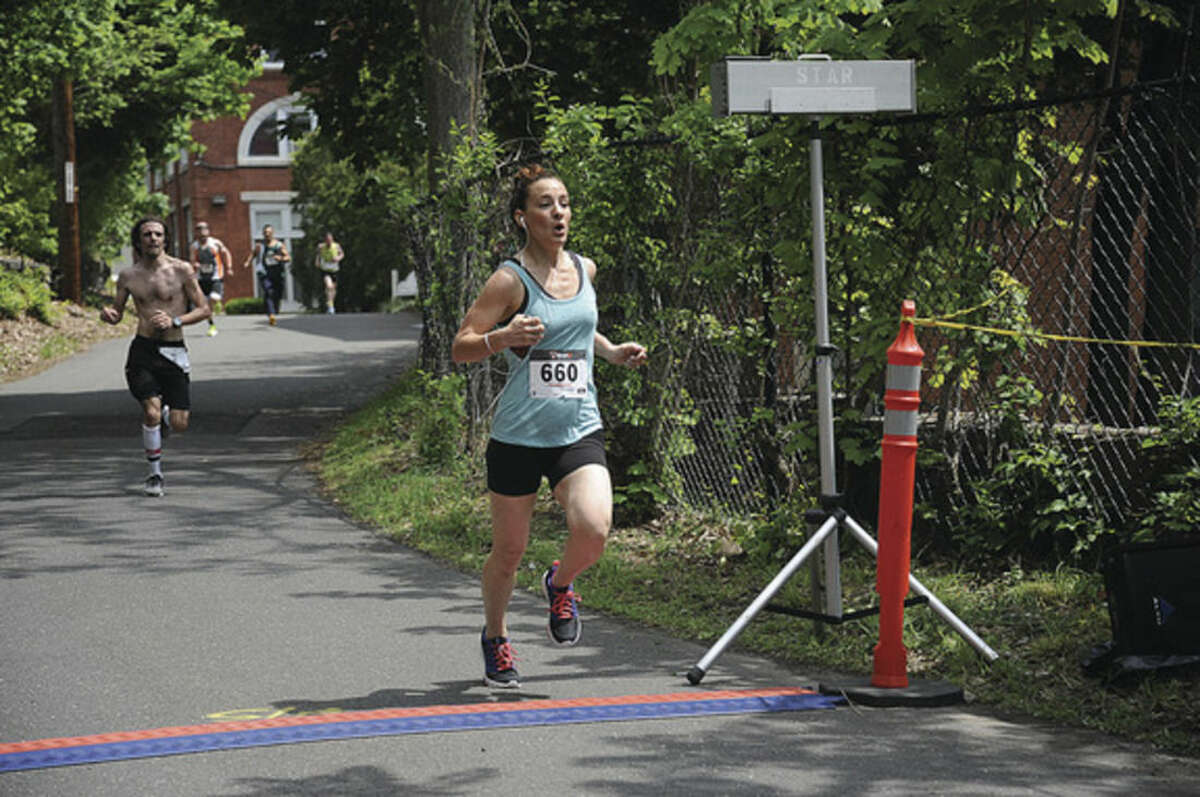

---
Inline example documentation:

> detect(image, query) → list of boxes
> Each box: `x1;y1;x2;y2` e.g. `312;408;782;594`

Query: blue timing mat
0;687;842;772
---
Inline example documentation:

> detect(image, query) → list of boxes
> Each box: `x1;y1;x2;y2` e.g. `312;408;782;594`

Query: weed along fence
421;75;1199;558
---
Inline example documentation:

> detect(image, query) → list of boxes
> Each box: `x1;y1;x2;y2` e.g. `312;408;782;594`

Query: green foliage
290;136;418;312
0;264;54;322
318;375;489;556
0;0;255;268
1130;389;1200;542
223;296;265;315
643;2;1146;531
38;333;75;360
922;379;1200;563
290;1;1177;551
415;0;1156;533
612;460;671;518
918;374;1106;566
380;369;467;470
1134;466;1200;540
1142;387;1200;455
406;125;508;378
218;0;424;172
408;371;466;470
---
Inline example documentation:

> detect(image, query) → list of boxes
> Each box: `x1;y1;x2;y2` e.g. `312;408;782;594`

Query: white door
249;203;304;312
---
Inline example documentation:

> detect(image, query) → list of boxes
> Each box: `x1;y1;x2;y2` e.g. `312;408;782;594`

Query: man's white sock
142;424;163;477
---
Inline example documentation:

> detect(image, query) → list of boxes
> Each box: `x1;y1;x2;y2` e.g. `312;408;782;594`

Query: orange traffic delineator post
818;300;969;707
872;299;924;688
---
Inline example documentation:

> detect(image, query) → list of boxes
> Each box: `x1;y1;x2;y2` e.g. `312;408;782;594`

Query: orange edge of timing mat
0;687;818;755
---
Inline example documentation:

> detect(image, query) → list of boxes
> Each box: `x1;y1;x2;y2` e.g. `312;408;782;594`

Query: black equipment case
1103;540;1200;655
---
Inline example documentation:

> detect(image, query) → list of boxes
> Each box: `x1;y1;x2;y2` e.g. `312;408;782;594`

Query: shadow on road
262;312;423;344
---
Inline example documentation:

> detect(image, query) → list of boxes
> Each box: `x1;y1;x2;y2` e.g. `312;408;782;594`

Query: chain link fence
914;80;1199;542
421;78;1198;549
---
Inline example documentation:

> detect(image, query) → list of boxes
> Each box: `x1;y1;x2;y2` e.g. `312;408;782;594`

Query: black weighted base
818;675;963;707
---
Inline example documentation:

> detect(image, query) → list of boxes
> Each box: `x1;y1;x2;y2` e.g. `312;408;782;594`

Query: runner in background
190;221;233;336
243;224;290;326
314;231;344;314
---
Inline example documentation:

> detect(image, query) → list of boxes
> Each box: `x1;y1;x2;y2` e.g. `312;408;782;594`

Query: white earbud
517;216;525;228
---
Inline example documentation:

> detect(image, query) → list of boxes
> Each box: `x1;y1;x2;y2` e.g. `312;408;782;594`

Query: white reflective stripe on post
886;363;921;392
884;411;918;438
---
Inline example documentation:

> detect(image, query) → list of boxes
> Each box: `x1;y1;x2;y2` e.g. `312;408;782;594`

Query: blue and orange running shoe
542;561;582;646
481;628;520;688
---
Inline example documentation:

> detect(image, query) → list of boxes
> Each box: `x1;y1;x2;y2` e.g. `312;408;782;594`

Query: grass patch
38;332;76;360
0;293;136;383
316;371;1200;758
317;374;491;568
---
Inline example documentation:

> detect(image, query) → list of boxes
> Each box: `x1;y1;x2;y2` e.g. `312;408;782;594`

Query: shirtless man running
100;217;211;497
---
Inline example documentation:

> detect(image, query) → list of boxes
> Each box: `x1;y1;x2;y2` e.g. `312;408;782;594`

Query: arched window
237;94;316;167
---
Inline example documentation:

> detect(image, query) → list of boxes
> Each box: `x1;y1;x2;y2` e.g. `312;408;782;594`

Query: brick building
154;62;313;310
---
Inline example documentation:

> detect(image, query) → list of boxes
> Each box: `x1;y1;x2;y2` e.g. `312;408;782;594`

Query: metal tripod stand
686;121;997;686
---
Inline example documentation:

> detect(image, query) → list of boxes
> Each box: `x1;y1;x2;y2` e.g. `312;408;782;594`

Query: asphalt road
1;312;1197;795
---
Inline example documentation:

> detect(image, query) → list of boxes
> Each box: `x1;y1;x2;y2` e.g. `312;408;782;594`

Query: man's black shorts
198;276;224;300
486;429;607;496
124;336;191;409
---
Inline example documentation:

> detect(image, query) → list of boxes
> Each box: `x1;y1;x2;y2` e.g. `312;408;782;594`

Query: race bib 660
529;350;587;399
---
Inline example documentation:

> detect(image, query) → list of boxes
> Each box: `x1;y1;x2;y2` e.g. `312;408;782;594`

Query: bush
224;297;265;315
0;262;54;322
379;369;467;471
1129;388;1200;544
915;375;1106;568
413;371;465;469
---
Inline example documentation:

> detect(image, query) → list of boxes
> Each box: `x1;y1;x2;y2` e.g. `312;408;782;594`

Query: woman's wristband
484;331;494;354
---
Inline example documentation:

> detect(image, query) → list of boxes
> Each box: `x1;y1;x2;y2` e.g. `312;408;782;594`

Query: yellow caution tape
911;316;1200;351
931;286;1012;322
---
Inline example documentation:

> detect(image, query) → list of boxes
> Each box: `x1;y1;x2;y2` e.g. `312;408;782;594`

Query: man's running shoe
481;628;520;688
542;561;581;646
268;314;277;326
207;324;218;336
143;474;164;497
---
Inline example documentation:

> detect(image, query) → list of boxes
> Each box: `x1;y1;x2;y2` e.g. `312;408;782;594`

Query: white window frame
237;93;315;167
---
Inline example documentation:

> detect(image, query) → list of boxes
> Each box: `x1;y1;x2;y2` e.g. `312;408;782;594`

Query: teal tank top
490;252;602;448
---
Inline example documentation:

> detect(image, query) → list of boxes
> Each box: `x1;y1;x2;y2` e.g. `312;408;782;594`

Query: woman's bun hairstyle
509;163;559;230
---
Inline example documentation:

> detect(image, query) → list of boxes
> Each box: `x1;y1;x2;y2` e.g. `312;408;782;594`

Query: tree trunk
417;0;478;193
416;0;480;374
52;76;82;303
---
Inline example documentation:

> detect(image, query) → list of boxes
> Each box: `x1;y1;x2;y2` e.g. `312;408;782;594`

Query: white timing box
712;57;917;116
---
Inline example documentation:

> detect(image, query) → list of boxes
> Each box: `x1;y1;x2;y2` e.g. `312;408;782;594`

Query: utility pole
52;76;82;303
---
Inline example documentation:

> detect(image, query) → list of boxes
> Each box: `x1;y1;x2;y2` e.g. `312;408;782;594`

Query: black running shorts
486;428;607;496
124;336;191;410
198;276;224;300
